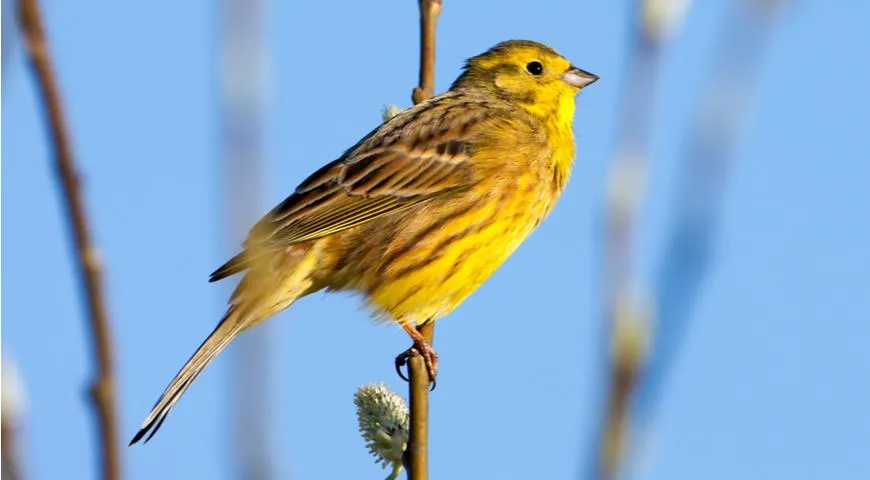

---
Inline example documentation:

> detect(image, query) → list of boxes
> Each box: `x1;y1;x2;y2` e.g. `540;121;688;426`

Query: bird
130;39;597;444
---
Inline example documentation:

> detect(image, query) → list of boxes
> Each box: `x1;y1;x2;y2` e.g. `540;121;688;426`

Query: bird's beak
562;66;599;89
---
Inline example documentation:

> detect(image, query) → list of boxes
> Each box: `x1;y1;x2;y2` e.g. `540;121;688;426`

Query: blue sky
3;1;869;479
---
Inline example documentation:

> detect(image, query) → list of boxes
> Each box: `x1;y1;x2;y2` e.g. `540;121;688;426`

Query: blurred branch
405;3;442;480
594;0;687;478
17;2;122;480
219;0;275;478
592;0;788;477
632;0;789;466
2;358;27;480
0;418;23;480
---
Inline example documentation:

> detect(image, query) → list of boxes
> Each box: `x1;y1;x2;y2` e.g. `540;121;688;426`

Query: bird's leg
395;322;439;389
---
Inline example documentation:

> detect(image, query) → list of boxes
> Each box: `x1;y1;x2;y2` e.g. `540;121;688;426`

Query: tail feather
209;252;251;283
129;308;249;445
133;242;322;445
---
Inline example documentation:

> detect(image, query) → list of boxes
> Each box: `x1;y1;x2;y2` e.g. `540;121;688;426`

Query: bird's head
451;40;598;121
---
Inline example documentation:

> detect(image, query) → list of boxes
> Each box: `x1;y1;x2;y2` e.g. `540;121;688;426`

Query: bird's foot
394;337;439;390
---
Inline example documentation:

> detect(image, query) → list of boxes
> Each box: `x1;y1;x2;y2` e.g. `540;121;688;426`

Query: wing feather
245;94;493;248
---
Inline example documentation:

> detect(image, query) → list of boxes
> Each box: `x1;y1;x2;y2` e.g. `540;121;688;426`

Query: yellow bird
131;39;597;443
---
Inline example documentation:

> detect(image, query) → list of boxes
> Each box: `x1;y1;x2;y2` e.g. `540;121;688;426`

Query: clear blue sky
3;1;869;479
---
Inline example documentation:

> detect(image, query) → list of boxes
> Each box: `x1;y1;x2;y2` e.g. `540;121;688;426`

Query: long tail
129;306;252;445
131;243;322;445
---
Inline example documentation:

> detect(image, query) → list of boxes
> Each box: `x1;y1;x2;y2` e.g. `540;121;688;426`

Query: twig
404;3;441;479
633;0;788;468
220;0;276;478
597;299;649;479
0;422;23;480
0;423;22;480
406;323;434;480
593;0;682;477
404;4;441;479
17;2;121;480
411;0;442;104
1;358;27;480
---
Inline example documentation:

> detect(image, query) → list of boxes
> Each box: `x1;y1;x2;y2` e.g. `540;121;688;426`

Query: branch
17;2;121;480
220;0;276;477
405;323;434;480
404;4;441;478
633;0;789;465
0;421;23;480
2;358;27;480
411;0;441;104
593;0;683;477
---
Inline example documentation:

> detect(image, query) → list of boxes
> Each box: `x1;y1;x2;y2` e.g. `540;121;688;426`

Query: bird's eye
526;61;543;76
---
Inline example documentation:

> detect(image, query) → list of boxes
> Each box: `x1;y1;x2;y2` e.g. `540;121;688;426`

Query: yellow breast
366;169;556;325
359;100;576;325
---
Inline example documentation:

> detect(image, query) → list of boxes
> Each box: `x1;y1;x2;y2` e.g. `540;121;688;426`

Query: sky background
3;1;869;479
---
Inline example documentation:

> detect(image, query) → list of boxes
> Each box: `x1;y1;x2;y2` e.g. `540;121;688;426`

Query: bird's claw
394;340;439;390
394;353;411;382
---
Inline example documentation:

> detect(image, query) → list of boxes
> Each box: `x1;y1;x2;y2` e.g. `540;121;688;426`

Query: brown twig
17;2;121;480
405;323;434;480
0;423;23;480
405;4;442;479
593;0;669;477
219;0;276;478
2;359;26;480
1;422;22;480
596;301;649;479
411;0;442;104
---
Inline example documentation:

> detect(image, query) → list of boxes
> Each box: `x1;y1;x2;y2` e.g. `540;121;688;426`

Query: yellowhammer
131;39;597;443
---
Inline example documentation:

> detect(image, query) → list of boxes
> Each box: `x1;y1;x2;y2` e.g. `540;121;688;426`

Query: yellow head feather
451;40;582;123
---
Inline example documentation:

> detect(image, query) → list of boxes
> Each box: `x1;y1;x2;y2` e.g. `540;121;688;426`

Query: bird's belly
363;193;549;325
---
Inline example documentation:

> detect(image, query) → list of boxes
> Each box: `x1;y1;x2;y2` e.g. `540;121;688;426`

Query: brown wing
209;94;495;281
261;141;472;245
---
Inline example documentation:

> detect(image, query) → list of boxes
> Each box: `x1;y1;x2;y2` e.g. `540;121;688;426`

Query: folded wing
211;96;491;282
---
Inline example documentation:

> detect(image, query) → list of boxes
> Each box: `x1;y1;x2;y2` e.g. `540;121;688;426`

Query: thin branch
411;0;441;104
406;323;434;480
405;4;442;479
593;0;680;477
404;3;441;479
17;2;121;480
632;0;788;469
220;0;276;478
1;358;27;480
0;422;23;480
